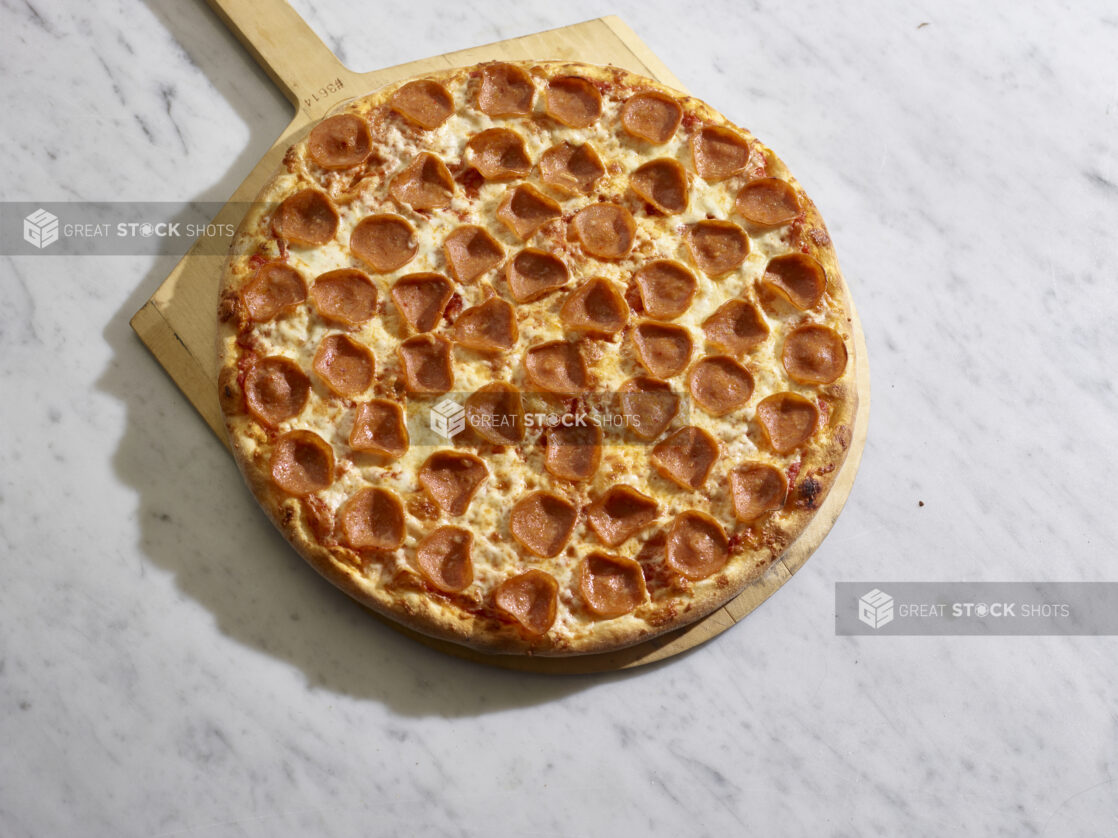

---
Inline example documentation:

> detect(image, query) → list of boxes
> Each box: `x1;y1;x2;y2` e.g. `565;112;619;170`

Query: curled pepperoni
571;202;636;260
509;490;579;558
313;333;375;397
762;253;827;310
465;381;525;444
633;260;696;320
497;184;561;240
619;376;678;440
397;334;453;394
621;91;683;144
579;552;647;618
729;463;788;523
505;248;569;302
782;323;848;384
545;76;602;128
415;526;474;593
701;299;769;356
691;125;752;181
665;510;729;580
524;341;588;395
391;272;454;333
270;430;335;496
453;297;518;352
466;128;531;180
630;158;689;215
586;485;658;547
477;62;535;117
651;426;720;491
755;392;819;454
307;113;371;169
687;356;754;416
389;79;454;130
559;277;630;336
632;321;693;378
443;225;504;283
494;569;558;635
340;487;405;550
685;220;749;276
310;269;377;327
545;422;602;482
390;152;455;210
272;189;338;248
539;142;605;195
241;263;307;322
349;398;409;458
351;214;418;273
244;356;310;428
418;450;489;515
735;178;801;226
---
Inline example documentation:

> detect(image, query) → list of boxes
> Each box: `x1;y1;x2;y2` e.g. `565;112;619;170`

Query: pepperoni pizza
217;61;859;655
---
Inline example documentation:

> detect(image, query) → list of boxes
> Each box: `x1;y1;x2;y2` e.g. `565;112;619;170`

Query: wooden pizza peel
130;0;871;674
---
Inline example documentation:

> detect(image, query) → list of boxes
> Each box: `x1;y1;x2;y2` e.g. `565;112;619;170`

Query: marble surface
2;0;1116;835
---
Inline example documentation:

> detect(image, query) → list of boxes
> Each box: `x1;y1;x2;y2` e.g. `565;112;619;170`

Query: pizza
216;60;859;656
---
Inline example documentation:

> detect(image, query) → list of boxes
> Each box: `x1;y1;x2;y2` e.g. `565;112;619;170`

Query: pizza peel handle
206;0;360;117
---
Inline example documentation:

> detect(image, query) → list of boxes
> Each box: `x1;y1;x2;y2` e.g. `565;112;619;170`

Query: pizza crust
216;61;859;656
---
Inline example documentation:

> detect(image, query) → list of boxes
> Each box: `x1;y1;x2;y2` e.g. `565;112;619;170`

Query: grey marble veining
2;0;1117;835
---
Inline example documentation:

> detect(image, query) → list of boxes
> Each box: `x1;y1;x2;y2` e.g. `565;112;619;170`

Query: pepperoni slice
619;376;678;440
397;334;453;394
586;485;658;547
691;125;752;181
729;463;788;523
509;490;578;558
505;248;569;302
494;569;558;635
477;62;535;117
782;323;848;384
351;214;418;273
241;263;307;322
539;142;605;195
630;158;689;215
443;225;504;283
391;272;454;333
633;260;697;320
579;552;647;618
735;178;801;226
762;253;826;310
466;128;531;180
244;356;310;428
496;184;561;240
571;203;636;260
340;487;405;550
465;381;525;444
271;189;338;247
270;430;335;496
559;277;630;336
632;321;693;378
651;426;720;491
313;333;375;397
349;398;409;457
310;268;378;327
418;450;488;515
701;299;769;356
685;220;749;276
665;511;729;580
545;76;602;128
621;91;683;144
415;526;474;593
389;152;455;210
545;422;602;482
389;79;454;130
687;356;754;416
755;392;819;454
453;297;518;352
524;341;588;395
307;113;371;170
